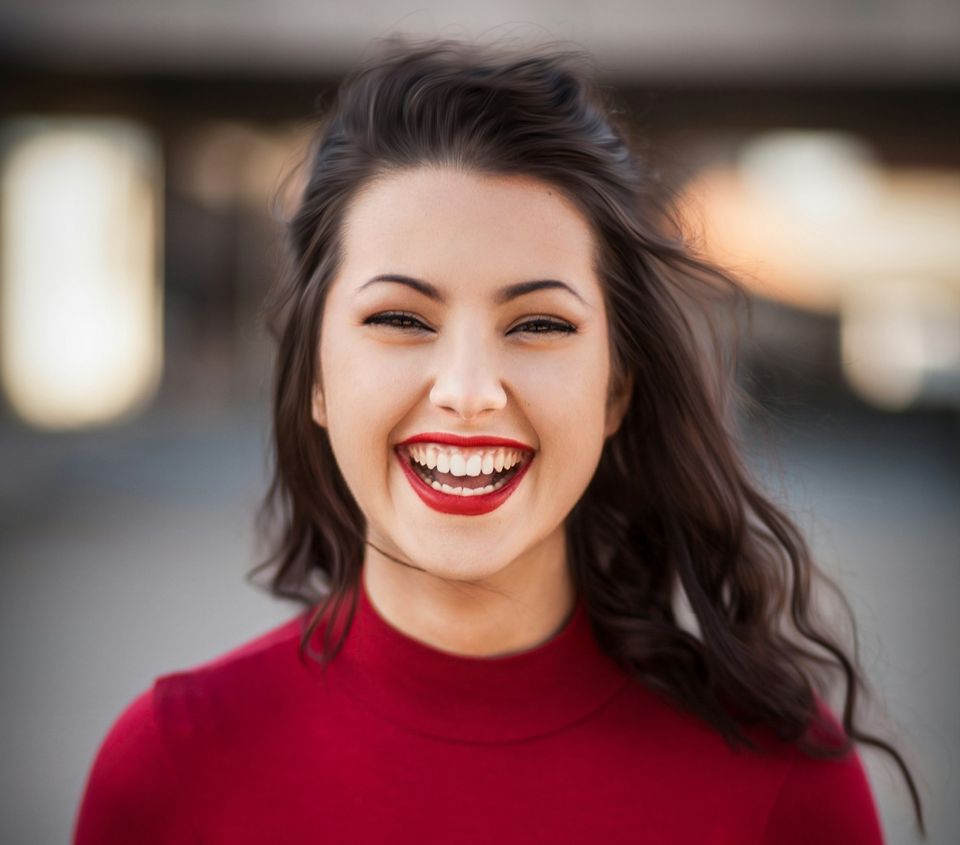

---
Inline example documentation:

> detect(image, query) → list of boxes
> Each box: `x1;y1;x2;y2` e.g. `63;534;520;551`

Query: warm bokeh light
677;130;960;409
0;117;163;429
841;277;960;410
678;131;960;314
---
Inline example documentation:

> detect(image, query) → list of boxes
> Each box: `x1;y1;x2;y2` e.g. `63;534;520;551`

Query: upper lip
397;432;535;451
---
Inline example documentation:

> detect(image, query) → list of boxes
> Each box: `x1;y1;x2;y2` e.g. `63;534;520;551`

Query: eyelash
363;311;577;336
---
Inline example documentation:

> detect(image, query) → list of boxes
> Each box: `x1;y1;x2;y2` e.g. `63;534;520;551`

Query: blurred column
0;117;163;429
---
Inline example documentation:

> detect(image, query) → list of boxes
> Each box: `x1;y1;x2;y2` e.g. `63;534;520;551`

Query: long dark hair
249;34;924;834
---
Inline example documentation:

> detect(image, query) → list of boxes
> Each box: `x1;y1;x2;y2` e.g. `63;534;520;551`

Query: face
312;166;630;585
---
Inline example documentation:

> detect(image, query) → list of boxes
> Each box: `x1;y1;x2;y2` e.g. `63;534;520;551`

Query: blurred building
2;1;959;425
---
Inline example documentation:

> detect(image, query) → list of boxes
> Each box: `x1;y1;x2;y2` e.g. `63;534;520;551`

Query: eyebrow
355;273;591;308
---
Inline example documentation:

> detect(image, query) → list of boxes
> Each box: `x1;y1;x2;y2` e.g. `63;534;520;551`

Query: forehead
337;167;599;290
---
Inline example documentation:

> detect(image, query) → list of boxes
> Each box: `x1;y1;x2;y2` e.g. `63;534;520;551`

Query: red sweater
74;577;884;843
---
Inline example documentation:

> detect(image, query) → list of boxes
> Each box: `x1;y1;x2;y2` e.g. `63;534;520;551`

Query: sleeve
72;686;201;845
760;746;885;844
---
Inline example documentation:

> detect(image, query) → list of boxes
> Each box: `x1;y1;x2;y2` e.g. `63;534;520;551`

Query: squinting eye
362;311;577;336
511;317;577;336
363;311;431;332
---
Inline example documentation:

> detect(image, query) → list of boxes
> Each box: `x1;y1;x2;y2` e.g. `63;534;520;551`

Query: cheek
320;335;427;503
515;346;609;425
513;350;610;487
321;327;410;423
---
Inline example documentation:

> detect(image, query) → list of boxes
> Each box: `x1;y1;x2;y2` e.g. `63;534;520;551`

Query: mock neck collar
314;570;630;743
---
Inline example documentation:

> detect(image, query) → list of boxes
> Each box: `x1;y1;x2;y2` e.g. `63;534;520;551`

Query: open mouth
400;446;532;498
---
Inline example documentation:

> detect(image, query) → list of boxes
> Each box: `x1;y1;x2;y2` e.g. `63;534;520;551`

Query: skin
312;166;631;657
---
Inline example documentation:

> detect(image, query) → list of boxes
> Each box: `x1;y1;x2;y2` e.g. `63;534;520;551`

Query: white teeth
405;443;533;497
406;444;527;477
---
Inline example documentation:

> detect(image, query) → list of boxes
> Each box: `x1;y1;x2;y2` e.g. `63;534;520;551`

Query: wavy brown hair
249;34;924;834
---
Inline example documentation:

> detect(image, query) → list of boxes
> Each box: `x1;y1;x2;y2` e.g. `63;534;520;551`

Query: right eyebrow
355;273;591;308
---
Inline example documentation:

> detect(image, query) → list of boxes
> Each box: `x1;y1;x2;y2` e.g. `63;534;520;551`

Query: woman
74;36;923;843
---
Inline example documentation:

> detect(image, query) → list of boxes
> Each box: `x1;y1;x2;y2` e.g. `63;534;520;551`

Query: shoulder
616;685;885;841
73;613;308;844
148;610;320;748
73;686;199;843
150;612;310;733
759;704;885;844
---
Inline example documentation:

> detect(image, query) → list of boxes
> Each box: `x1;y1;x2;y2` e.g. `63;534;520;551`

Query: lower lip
396;448;534;516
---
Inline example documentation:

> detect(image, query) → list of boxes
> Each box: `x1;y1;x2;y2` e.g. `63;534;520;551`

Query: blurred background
1;2;957;842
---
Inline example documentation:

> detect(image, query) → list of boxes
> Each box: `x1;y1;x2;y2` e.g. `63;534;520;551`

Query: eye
362;311;577;336
363;311;432;333
510;317;577;336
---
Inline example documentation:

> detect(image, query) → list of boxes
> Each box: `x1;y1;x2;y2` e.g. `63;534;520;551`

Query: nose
428;329;508;422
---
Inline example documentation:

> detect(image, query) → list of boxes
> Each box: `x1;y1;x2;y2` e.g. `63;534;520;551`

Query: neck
361;530;577;658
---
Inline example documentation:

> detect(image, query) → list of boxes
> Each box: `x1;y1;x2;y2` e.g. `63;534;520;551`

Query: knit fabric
74;572;884;843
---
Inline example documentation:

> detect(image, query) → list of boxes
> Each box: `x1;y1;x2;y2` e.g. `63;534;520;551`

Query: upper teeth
406;444;527;477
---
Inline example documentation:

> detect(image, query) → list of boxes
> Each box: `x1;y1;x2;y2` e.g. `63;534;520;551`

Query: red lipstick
395;433;535;516
398;432;534;451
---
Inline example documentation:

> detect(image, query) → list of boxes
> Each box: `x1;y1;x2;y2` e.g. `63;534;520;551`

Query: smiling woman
73;35;923;844
308;166;623;611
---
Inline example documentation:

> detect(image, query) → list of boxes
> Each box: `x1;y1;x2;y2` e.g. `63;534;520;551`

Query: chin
415;554;515;585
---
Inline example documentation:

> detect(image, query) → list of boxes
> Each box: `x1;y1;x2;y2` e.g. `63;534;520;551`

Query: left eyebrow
355;273;592;308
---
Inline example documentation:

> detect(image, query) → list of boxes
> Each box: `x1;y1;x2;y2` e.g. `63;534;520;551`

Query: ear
603;368;634;439
311;382;327;428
